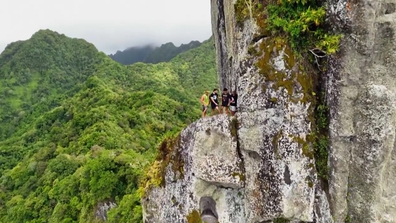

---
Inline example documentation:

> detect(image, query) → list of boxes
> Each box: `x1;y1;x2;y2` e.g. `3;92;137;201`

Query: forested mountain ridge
0;29;217;222
0;30;100;140
109;40;201;65
108;45;154;65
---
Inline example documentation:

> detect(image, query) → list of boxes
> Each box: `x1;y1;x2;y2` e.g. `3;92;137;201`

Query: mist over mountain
109;40;202;65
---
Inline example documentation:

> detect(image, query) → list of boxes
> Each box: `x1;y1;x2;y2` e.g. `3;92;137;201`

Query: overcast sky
0;0;212;54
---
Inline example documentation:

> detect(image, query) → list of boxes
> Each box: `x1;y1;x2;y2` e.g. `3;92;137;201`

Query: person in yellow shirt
201;90;210;118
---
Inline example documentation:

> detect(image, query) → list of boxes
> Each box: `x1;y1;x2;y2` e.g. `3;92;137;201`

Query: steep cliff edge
143;0;331;221
143;0;396;222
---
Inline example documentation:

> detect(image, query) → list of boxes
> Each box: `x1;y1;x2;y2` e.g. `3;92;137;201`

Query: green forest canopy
0;29;218;223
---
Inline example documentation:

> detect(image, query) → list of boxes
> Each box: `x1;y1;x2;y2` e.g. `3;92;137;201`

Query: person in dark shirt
230;90;238;116
209;89;221;115
221;88;231;115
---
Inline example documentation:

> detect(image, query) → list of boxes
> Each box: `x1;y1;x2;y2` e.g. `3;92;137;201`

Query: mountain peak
110;40;202;65
31;29;64;38
0;29;98;72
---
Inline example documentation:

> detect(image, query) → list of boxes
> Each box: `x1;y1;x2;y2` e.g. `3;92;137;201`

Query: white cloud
0;0;212;54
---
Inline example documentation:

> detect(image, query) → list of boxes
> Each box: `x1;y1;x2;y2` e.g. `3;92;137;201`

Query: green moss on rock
273;217;290;223
230;117;239;140
235;0;270;35
234;0;250;24
157;135;184;185
137;160;163;198
272;130;283;159
291;136;314;159
232;172;246;182
345;214;351;223
296;70;315;104
138;135;184;198
255;37;315;105
186;209;202;223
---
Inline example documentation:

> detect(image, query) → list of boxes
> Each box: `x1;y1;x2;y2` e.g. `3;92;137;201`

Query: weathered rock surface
94;200;117;221
326;0;396;222
142;115;245;223
210;0;332;221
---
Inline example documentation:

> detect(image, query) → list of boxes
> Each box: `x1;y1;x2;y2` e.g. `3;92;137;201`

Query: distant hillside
0;29;217;223
109;40;202;65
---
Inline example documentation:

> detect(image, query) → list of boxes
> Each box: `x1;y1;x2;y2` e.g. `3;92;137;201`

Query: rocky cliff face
327;0;396;222
142;0;396;222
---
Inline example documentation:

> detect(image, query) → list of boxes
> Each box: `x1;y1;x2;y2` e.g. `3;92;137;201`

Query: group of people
200;88;238;118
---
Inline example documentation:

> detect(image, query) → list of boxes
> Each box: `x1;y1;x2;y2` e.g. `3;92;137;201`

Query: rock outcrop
94;200;117;221
143;115;245;223
143;0;396;222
